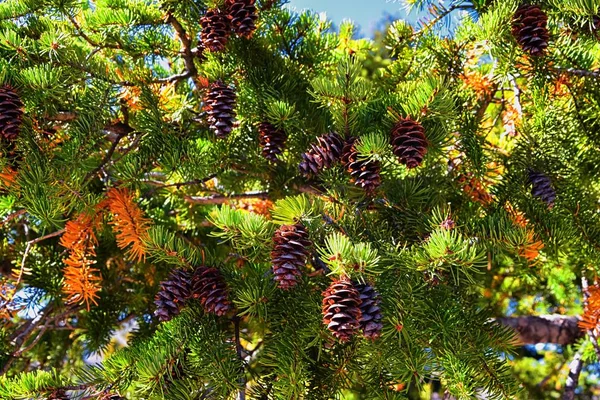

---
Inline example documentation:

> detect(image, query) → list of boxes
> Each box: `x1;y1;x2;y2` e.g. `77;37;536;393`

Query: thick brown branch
497;315;584;345
165;12;198;81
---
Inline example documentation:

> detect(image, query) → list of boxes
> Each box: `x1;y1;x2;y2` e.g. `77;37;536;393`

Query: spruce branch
1;209;25;227
185;191;270;205
84;122;134;183
165;12;198;82
553;67;600;79
13;229;66;290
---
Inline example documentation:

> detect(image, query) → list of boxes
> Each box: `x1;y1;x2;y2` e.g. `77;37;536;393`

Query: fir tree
0;0;599;399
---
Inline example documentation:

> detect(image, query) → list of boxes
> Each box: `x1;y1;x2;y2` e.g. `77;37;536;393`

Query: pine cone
511;5;549;57
390;118;428;169
204;81;237;138
271;223;312;290
0;85;24;141
528;169;556;206
259;122;286;162
355;283;383;340
154;269;192;322
322;277;362;342
227;0;258;38
192;267;232;316
200;8;232;52
299;132;344;177
341;137;381;193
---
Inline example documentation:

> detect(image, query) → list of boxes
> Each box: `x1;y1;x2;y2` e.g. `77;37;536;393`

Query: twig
562;349;584;400
14;229;66;288
0;304;53;375
233;317;246;400
84;123;134;183
1;209;26;227
185;191;270;205
553;67;600;79
144;174;218;189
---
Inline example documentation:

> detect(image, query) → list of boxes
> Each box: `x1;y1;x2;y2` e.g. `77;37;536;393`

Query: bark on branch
497;315;584;345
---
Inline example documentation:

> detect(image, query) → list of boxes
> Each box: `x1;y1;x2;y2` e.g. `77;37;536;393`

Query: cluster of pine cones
297;117;428;193
200;0;258;52
322;277;383;342
154;266;232;321
269;222;383;341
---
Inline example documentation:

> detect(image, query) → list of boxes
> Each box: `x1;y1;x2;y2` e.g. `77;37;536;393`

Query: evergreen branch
65;13;122;51
553;67;600;79
1;304;54;375
45;112;78;122
165;12;198;81
1;209;25;227
185;191;270;205
14;229;66;289
84;123;134;183
562;349;584;400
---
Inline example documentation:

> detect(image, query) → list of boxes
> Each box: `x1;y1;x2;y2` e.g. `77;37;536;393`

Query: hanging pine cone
341;137;381;193
200;8;231;52
271;223;312;290
227;0;258;38
154;269;192;322
259;122;286;162
0;85;23;141
528;169;556;206
299;132;344;177
355;283;383;340
204;81;237;138
322;277;362;342
511;5;549;57
192;267;232;316
390;118;428;169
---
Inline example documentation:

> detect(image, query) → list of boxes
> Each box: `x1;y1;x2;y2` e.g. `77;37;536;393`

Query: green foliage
1;0;600;398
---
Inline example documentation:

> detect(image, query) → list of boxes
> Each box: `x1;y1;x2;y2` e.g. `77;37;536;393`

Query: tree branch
165;12;198;81
84;123;134;183
553;67;600;79
185;191;270;205
497;315;584;345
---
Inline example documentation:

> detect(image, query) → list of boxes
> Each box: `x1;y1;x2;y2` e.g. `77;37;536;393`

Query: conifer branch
1;209;26;227
553;67;600;79
185;191;270;205
165;12;198;81
84;122;134;183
